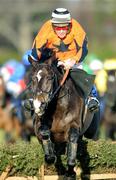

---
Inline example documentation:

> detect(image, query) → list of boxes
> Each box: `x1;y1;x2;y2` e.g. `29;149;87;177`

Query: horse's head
29;50;58;116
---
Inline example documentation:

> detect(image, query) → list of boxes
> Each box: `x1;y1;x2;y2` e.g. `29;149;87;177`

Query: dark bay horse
28;49;99;180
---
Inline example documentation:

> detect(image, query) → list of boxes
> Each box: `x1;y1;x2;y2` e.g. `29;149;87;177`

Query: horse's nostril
35;102;46;115
41;102;46;109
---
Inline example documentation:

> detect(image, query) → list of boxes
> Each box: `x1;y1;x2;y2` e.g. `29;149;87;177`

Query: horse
0;73;33;142
0;105;23;143
28;48;100;180
0;75;22;142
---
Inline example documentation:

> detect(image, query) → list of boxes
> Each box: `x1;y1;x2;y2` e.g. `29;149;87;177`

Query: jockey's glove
57;59;76;69
57;61;65;67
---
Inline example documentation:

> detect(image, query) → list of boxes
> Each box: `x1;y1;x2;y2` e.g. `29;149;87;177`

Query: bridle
32;63;58;104
32;63;69;111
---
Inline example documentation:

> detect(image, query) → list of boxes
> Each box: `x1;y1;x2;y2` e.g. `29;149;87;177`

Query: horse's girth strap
60;69;70;86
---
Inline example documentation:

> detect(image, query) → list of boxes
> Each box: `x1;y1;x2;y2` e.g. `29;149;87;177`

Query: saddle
70;68;95;99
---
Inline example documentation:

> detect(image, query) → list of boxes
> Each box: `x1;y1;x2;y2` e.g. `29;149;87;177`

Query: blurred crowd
0;51;34;142
84;55;116;140
0;51;116;142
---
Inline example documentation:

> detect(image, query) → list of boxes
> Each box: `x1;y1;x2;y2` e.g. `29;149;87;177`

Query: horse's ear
28;55;37;67
46;50;57;66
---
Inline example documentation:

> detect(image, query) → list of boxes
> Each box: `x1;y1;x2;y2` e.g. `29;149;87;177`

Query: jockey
21;49;32;85
0;59;27;123
22;50;31;70
0;59;26;98
24;8;99;113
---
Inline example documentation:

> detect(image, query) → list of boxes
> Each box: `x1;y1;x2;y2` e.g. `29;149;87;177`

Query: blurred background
0;0;115;143
0;0;116;62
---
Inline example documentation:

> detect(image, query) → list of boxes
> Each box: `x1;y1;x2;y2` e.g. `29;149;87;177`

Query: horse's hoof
45;155;56;164
63;172;76;180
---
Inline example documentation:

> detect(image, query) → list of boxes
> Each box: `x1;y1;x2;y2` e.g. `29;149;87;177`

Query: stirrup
87;97;100;112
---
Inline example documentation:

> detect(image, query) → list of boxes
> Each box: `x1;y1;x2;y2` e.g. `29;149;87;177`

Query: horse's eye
32;76;37;82
47;73;54;80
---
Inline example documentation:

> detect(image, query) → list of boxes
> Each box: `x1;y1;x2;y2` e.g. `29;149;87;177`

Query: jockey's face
53;23;70;39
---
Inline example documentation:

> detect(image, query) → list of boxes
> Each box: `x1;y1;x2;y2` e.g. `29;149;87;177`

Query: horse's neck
58;78;78;102
53;67;82;102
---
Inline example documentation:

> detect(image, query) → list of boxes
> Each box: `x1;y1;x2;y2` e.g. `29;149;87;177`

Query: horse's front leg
33;116;56;164
40;127;56;164
65;128;79;180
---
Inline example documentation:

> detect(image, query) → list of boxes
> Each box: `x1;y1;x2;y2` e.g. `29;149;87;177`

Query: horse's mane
38;47;57;64
34;48;64;78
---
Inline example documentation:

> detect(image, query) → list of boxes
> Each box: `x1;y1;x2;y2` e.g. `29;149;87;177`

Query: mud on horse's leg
39;127;56;164
64;128;79;180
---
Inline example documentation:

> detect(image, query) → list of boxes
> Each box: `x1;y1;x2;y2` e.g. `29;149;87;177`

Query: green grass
0;139;115;177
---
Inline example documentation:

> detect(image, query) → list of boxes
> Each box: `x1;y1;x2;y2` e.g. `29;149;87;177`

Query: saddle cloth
70;68;95;99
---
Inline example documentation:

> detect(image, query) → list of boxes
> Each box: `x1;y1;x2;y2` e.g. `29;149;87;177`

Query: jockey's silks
32;19;88;63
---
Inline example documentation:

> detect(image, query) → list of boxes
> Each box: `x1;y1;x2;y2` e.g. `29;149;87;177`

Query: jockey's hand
57;61;65;67
57;59;76;69
64;59;76;69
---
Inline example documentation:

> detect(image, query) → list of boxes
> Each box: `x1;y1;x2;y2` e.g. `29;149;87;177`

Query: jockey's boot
23;99;34;117
88;96;100;112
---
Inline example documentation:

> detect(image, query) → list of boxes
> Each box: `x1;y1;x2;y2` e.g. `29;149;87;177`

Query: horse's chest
51;112;74;133
50;119;69;142
51;117;65;132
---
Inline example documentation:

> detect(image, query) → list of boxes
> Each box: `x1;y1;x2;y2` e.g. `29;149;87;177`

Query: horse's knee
38;128;56;163
69;128;79;143
39;128;50;140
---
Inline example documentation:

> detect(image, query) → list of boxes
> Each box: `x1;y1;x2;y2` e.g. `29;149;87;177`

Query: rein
50;68;70;100
60;69;70;86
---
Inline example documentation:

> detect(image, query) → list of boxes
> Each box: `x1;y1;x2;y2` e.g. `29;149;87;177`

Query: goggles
53;26;69;31
53;23;71;31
